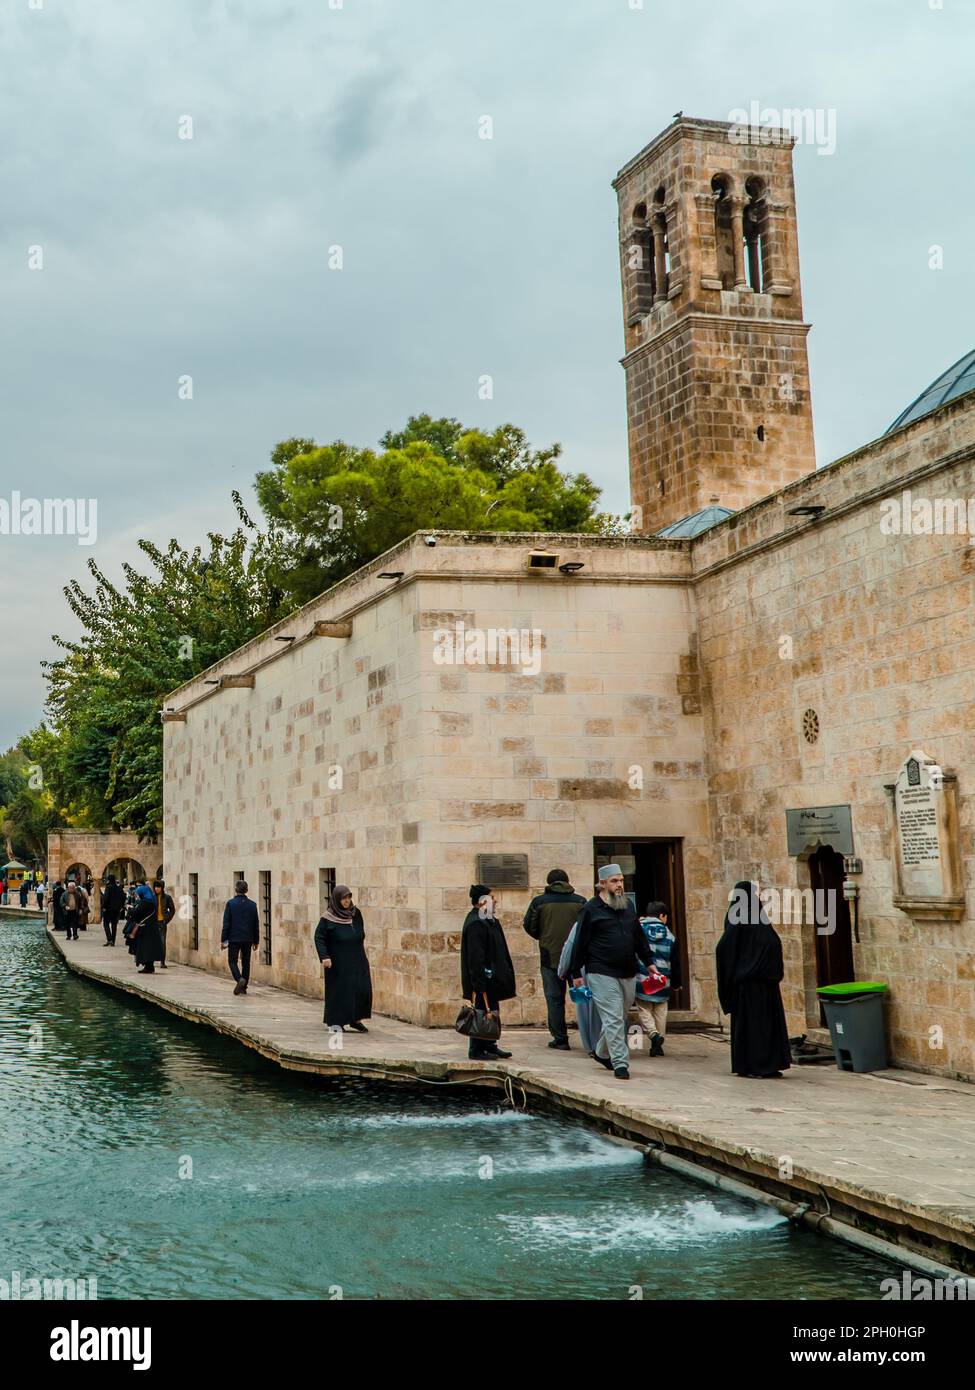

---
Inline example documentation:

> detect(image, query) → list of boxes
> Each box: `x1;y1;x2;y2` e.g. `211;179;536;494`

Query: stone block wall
614;117;815;532
692;396;975;1078
410;558;711;1024
163;534;712;1028
164;567;429;1021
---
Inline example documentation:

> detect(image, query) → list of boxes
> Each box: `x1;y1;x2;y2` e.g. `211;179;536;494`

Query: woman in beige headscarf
314;885;373;1032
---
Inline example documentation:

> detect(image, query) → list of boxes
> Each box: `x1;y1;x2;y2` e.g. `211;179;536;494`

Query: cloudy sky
2;0;973;746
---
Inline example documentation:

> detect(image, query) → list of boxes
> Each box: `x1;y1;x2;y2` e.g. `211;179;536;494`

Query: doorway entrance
593;837;689;1010
807;845;855;1023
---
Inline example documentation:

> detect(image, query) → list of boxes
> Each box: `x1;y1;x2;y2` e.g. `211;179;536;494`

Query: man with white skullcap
569;864;652;1079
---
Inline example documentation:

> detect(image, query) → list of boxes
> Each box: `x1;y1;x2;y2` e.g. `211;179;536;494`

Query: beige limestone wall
161;393;975;1067
411;564;711;1025
692;397;975;1079
164;573;429;1021
163;533;711;1028
615;117;815;532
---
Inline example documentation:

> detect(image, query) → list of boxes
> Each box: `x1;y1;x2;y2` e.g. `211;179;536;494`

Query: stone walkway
49;927;975;1270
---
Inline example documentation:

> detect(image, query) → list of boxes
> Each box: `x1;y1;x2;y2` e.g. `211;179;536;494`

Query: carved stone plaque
888;752;964;922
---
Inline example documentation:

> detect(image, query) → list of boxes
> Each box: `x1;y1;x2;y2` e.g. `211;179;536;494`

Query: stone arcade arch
46;830;163;920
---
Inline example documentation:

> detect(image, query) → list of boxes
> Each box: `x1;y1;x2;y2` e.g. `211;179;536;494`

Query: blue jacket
222;894;260;946
636;918;681;1002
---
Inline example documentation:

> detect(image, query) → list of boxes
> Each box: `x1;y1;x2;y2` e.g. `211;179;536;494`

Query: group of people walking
460;865;790;1081
50;878;91;938
460;865;678;1076
220;879;372;1032
212;867;792;1083
53;873;176;974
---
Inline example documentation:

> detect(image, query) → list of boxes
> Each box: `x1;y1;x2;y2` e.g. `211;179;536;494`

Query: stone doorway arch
104;857;148;887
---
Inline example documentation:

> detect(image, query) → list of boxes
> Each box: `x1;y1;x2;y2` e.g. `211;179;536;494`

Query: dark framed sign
475;853;530;889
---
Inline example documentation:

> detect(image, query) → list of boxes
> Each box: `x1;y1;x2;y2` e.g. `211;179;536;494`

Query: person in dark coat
101;874;126;946
715;880;791;1079
61;879;82;941
151;878;177;968
122;883;139;954
523;869;587;1050
314;885;372;1031
51;880;64;931
460;885;516;1061
221;880;260;994
131;883;163;974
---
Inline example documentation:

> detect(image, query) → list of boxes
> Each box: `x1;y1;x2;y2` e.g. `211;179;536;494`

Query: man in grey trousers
569;864;652;1080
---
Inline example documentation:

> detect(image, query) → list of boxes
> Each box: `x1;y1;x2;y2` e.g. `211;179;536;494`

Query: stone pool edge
49;928;975;1279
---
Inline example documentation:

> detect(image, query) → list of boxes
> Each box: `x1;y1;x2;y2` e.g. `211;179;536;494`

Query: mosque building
162;117;975;1080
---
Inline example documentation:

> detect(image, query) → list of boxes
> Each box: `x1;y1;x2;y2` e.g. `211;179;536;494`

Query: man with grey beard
570;864;652;1079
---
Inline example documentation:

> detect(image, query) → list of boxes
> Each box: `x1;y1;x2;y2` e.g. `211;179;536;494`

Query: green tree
0;747;28;808
255;416;616;605
0;746;57;866
34;494;295;839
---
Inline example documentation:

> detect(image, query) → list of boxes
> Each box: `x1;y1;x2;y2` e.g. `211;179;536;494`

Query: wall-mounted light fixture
559;561;585;574
526;551;558;571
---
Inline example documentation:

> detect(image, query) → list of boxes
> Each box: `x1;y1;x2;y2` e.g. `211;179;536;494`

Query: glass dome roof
656;505;735;538
886;348;975;434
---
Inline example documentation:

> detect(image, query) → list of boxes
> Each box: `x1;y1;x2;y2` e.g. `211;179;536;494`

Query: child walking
633;901;682;1056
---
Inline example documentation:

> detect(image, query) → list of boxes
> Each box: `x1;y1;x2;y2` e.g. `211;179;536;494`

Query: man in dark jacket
222;880;260;995
61;878;81;941
152;878;177;968
570;864;651;1080
101;874;126;946
524;869;586;1050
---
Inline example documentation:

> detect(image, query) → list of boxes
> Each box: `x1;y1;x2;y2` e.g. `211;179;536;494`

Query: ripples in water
0;916;900;1299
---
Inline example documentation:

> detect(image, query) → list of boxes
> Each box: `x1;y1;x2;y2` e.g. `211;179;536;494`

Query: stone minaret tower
614;116;816;532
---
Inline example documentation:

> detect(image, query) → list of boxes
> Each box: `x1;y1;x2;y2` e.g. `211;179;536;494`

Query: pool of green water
0;916;901;1299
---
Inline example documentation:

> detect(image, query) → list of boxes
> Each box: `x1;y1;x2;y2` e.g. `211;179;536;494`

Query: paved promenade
48;926;975;1272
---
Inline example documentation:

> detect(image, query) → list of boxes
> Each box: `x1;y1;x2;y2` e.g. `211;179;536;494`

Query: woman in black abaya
715;880;791;1078
314;885;373;1032
459;885;517;1061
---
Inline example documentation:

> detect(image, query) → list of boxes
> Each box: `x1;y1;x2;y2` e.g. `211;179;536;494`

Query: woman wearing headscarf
314;885;372;1032
715;880;791;1078
460;885;516;1061
131;883;164;974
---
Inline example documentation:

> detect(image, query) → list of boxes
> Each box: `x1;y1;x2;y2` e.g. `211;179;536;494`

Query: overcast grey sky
2;0;973;746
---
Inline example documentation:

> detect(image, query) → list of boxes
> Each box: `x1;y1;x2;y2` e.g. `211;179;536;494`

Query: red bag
638;971;668;996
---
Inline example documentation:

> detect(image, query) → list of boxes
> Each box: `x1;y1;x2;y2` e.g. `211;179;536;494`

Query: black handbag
454;992;501;1042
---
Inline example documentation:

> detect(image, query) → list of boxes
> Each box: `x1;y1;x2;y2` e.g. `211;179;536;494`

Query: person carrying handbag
458;885;516;1061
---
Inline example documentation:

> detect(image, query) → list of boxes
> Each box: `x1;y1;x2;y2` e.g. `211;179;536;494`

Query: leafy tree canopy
32;495;293;839
255;415;618;605
0;745;57;867
26;418;621;838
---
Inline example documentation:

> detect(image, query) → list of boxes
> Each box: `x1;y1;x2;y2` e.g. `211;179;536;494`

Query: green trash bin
817;982;889;1073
